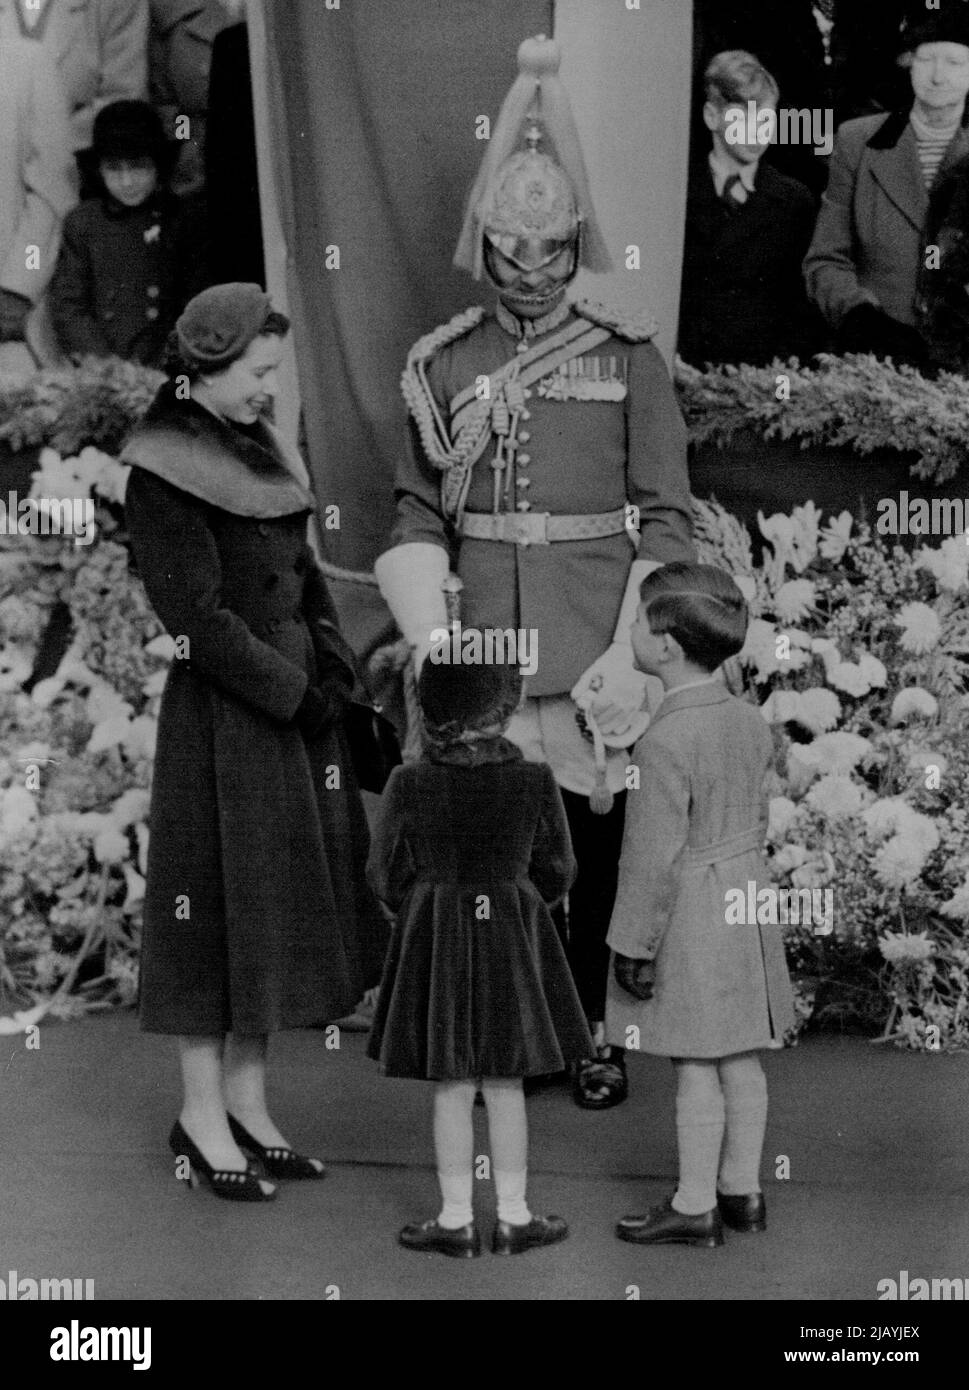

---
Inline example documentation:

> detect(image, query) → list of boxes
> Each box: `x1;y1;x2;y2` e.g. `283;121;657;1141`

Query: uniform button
515;342;528;354
516;500;532;512
146;306;160;320
103;310;115;320
518;431;530;443
522;389;532;399
516;477;530;488
258;523;270;536
517;454;530;465
520;409;531;420
147;285;160;299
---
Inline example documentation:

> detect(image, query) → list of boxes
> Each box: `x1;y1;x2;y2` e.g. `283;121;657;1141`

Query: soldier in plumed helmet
375;36;696;1110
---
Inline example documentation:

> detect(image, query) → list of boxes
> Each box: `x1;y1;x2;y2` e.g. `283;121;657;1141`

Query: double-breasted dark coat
122;384;387;1036
50;190;208;366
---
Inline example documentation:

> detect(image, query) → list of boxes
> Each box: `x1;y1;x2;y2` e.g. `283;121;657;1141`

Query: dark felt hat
418;652;523;738
899;9;969;55
175;283;275;371
90;100;172;167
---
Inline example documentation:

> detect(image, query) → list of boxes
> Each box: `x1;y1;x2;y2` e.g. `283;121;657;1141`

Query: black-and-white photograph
1;0;967;1333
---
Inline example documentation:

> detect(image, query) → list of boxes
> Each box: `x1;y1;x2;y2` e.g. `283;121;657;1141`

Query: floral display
694;498;969;1051
2;362;967;1049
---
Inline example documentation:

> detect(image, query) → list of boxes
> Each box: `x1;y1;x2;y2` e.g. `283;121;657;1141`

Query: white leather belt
458;507;630;546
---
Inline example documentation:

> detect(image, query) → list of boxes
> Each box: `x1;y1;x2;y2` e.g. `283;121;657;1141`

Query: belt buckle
506;512;549;546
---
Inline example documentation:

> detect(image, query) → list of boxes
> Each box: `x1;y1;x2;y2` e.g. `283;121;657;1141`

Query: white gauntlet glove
374;542;450;672
571;559;663;748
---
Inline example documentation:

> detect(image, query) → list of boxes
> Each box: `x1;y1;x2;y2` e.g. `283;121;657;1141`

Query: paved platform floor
2;1013;966;1301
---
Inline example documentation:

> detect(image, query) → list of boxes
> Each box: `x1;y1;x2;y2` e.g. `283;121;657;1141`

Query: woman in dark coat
122;282;386;1202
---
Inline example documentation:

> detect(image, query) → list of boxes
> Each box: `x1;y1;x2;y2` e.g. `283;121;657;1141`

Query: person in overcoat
679;50;823;368
50;100;208;366
366;656;593;1259
0;30;76;382
604;563;794;1249
803;13;969;365
0;0;148;153
122;282;387;1203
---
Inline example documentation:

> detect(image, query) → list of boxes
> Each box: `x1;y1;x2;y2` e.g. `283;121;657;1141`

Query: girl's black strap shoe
227;1113;327;1180
168;1120;278;1202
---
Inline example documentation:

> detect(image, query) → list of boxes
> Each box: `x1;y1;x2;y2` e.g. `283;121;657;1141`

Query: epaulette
573;297;658;343
404;305;485;367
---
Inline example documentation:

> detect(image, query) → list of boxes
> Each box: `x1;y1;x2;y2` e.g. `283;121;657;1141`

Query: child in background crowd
366;655;593;1257
50;100;207;367
606;562;795;1247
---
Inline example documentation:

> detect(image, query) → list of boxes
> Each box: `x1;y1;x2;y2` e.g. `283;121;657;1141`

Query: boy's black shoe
492;1214;568;1255
616;1198;724;1247
717;1191;766;1233
398;1219;481;1258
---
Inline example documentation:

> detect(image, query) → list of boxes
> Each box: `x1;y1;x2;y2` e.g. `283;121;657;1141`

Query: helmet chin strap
485;228;581;317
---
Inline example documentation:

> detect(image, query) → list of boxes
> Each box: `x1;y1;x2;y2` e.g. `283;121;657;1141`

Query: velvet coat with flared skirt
366;741;594;1080
122;384;388;1036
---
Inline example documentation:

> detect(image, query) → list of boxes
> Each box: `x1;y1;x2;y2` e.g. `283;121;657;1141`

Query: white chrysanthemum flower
857;654;887;689
826;661;870;697
890;687;939;724
124;715;158;760
818;510;853;562
878;931;935;963
916;535;969;593
758;510;798;572
799;731;872;775
142;669;167;697
795;686;842;734
761;689;803;724
895;602;941;655
93;826;129;865
863;799;939;853
873;835;930;889
0;786;39;840
767;796;798;841
0;642;32;694
86;682;133;725
774;579;816;624
810;637;840;668
939;881;969;921
771;844;811;875
805;774;864;820
733;574;756;603
145;633;176;661
739;618;785;682
87;715;131;754
906;747;947;779
109;789;151;829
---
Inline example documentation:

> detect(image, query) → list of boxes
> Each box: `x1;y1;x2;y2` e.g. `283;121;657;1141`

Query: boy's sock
717;1052;767;1196
433;1081;476;1228
671;1060;725;1216
481;1078;532;1226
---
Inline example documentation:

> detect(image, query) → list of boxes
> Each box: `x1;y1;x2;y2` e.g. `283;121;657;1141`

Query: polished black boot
718;1191;766;1233
616;1198;724;1248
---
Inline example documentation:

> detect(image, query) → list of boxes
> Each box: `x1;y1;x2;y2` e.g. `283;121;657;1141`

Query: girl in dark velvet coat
122;283;386;1202
367;657;593;1258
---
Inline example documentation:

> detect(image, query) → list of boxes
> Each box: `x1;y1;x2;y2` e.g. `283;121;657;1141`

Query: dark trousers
553;788;628;1027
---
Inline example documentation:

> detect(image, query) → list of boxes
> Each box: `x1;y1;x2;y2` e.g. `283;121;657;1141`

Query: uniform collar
709;149;759;198
495;296;573;340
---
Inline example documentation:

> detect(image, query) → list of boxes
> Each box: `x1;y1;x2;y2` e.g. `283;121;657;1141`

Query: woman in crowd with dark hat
367;653;593;1258
122;283;387;1202
49;99;208;367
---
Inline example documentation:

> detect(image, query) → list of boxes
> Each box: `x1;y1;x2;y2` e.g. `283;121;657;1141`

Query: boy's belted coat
123;384;387;1035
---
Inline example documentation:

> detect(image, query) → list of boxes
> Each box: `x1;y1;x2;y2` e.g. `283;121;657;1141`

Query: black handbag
343;700;402;794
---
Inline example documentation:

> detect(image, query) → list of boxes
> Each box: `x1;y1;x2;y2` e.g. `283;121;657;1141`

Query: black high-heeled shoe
168;1120;278;1202
227;1113;327;1180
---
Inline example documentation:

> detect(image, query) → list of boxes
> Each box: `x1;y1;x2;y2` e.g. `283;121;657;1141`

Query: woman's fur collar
121;382;316;518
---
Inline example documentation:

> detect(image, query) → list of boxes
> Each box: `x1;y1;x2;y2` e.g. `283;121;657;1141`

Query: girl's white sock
493;1169;532;1226
433;1080;476;1228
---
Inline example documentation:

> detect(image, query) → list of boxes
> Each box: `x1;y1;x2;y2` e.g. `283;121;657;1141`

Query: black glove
294;680;349;740
837;303;928;366
0;289;31;342
613;953;656;1001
